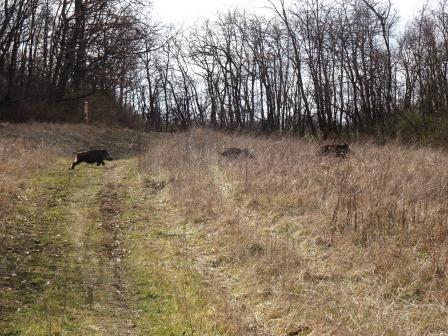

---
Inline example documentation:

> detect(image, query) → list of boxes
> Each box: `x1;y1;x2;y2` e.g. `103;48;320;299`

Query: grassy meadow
141;128;448;335
0;123;447;335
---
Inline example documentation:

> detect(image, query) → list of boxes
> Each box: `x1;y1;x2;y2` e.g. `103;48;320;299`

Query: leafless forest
1;0;448;140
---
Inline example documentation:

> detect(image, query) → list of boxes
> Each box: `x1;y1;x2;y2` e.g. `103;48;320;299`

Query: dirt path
0;153;140;335
96;171;135;335
68;163;137;335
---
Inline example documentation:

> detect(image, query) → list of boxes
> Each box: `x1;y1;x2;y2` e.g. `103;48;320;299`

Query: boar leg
71;160;81;169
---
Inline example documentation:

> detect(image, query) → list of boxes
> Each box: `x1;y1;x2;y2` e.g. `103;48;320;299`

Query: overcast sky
152;0;424;26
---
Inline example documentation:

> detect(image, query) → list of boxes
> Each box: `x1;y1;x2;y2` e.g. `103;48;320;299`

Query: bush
396;109;428;142
394;108;448;145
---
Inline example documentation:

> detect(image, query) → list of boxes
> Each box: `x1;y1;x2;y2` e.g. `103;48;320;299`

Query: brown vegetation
140;128;448;335
0;125;55;217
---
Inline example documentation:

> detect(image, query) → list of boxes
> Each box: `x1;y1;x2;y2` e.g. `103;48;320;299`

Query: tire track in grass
157;163;274;335
93;164;137;335
123;167;269;335
203;163;305;335
67;162;138;336
0;159;138;336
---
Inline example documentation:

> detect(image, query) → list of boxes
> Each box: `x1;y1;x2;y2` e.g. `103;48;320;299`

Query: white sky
152;0;267;25
152;0;424;26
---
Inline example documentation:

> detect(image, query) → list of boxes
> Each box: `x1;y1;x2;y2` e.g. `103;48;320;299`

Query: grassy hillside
1;123;447;335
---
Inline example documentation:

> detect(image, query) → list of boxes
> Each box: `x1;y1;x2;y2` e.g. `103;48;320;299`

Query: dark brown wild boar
71;149;113;169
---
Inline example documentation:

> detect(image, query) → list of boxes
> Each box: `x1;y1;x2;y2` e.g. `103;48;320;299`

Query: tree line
0;0;151;122
2;0;448;140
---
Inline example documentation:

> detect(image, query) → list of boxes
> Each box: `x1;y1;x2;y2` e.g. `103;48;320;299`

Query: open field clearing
141;129;448;335
1;123;447;335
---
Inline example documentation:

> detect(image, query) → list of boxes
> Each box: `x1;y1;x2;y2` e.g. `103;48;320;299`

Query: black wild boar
218;147;255;159
335;144;350;157
318;143;351;158
71;149;113;169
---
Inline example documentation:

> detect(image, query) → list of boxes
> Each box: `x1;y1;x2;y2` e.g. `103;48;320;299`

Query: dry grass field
1;123;447;335
141;128;448;335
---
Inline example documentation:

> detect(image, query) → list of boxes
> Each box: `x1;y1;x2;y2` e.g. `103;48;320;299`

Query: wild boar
218;147;255;159
71;149;113;169
334;144;350;157
318;143;350;158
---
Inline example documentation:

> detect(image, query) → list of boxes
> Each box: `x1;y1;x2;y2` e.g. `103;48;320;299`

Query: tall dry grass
140;128;448;335
0;136;55;214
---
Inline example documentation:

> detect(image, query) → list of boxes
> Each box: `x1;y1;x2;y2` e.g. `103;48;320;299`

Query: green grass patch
0;160;104;335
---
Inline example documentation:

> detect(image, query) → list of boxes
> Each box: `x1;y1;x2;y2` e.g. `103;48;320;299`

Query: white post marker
84;101;89;124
